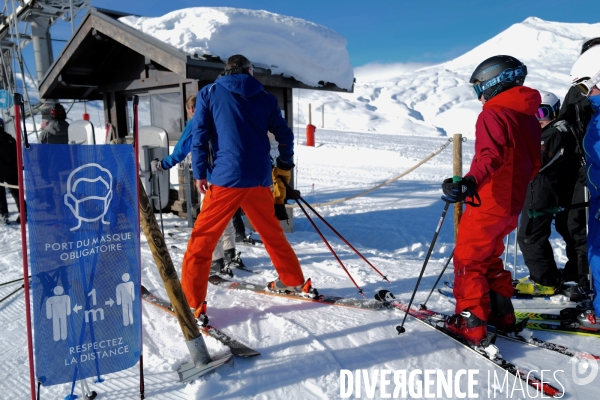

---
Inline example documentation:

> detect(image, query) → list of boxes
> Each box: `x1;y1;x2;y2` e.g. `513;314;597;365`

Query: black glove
441;176;480;206
274;203;289;221
276;157;295;171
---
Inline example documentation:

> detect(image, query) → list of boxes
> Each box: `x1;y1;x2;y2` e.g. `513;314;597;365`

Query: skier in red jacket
441;55;542;346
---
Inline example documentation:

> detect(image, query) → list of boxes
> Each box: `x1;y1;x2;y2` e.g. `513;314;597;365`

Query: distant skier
39;103;69;144
180;54;311;319
0;118;23;224
150;95;247;277
516;91;582;297
441;55;541;345
568;45;600;329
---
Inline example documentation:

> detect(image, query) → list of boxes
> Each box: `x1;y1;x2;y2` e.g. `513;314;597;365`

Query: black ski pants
517;209;568;286
0;176;20;216
517;179;589;287
232;207;246;238
562;179;589;288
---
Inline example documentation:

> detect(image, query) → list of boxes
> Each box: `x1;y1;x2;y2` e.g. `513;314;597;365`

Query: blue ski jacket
161;120;193;170
584;94;600;198
190;73;294;188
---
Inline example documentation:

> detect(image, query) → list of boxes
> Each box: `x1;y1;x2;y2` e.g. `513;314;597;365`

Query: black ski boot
193;301;209;327
224;248;246;270
211;258;233;278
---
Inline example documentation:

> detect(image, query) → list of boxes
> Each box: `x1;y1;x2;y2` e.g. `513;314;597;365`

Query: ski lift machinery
0;0;89;137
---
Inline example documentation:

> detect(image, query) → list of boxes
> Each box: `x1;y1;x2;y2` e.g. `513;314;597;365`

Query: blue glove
441;175;480;206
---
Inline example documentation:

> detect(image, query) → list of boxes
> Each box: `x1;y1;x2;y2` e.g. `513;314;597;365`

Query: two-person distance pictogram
45;273;136;341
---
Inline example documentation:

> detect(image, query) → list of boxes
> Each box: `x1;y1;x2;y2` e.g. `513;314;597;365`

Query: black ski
141;286;260;357
375;290;563;398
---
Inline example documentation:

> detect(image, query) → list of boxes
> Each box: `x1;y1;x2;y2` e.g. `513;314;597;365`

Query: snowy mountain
294;17;600;138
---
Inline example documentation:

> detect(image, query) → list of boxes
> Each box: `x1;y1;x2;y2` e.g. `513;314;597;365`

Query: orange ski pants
452;207;517;321
181;185;305;309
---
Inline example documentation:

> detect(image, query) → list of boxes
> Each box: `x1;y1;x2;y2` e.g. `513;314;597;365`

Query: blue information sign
0;89;12;109
23;144;141;386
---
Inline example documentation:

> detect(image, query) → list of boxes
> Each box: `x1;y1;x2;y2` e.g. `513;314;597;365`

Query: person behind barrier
0;118;23;225
151;95;248;277
181;54;311;318
440;55;542;346
516;91;583;297
40;103;69;144
569;45;600;329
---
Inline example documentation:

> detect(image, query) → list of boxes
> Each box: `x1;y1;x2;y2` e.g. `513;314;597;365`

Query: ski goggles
573;69;600;96
535;105;553;120
471;65;527;99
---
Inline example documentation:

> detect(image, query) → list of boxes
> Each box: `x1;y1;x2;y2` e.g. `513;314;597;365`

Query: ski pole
0;283;24;304
156;173;164;238
289;190;366;298
0;276;29;287
503;235;509;270
397;202;450;334
420;248;454;310
512;225;518;281
149;173;164;238
283;180;390;282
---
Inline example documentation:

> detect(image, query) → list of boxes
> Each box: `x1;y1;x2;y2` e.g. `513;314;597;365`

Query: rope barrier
286;137;454;208
0;182;19;190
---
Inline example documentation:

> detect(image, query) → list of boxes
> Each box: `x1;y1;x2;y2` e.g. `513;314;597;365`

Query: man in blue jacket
181;55;310;317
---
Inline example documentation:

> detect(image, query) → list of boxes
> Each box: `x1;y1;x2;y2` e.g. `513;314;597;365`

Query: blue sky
45;0;600;68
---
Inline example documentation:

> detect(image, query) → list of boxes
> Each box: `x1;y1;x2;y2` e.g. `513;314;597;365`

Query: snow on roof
119;7;354;91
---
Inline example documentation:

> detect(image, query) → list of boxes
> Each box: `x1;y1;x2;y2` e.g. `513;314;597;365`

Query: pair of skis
438;285;599;336
141;276;385;358
144;273;597;366
515;310;600;338
375;289;570;397
141;286;260;358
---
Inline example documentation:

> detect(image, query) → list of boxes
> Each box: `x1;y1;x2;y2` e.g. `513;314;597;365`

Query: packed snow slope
1;13;600;400
2;129;599;399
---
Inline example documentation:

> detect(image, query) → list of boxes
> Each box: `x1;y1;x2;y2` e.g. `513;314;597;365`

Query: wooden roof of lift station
39;7;352;142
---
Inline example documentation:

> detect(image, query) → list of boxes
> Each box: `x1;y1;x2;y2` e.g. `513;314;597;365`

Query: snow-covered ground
1;7;600;400
2;128;599;399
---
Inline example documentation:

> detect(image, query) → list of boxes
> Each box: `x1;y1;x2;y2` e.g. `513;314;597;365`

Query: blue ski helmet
470;55;527;101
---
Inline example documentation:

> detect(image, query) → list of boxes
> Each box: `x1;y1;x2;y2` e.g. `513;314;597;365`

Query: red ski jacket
466;86;542;217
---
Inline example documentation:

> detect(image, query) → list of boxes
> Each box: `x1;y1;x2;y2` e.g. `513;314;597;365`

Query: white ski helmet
535;90;560;121
570;45;600;96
